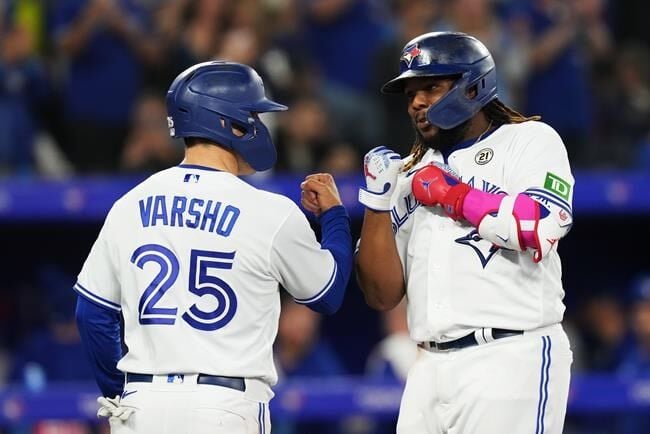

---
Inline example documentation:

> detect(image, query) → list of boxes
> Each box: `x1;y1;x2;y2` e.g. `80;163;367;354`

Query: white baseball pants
397;324;572;434
109;375;271;434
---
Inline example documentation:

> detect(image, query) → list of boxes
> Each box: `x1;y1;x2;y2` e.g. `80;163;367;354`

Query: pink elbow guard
511;194;541;252
462;189;540;251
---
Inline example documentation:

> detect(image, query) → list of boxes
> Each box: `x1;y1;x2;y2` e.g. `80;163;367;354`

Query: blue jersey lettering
186;198;204;228
139;196;153;227
138;195;239;237
152;195;169;226
171;196;187;227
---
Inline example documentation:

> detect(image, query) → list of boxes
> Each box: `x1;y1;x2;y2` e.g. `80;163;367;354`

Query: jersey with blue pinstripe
75;164;338;387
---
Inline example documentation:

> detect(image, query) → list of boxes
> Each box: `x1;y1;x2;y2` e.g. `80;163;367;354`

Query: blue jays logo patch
401;44;422;67
455;230;500;268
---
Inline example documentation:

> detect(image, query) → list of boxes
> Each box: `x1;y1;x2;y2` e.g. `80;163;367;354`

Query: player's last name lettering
139;194;240;236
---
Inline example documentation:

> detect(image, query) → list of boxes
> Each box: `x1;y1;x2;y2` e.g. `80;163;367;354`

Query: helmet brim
381;64;468;94
381;76;409;94
242;97;288;113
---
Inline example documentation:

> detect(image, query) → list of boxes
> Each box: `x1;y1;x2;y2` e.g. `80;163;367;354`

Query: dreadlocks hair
403;99;541;171
483;99;541;125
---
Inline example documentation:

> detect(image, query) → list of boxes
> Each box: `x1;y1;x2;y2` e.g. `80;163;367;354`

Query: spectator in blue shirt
50;0;161;173
301;0;391;147
0;21;48;175
513;0;612;167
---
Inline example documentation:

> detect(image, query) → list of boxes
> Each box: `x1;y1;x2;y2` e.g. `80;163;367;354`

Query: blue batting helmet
382;32;498;129
166;61;287;171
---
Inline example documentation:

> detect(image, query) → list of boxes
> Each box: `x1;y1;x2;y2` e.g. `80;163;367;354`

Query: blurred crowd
0;0;650;432
0;0;648;178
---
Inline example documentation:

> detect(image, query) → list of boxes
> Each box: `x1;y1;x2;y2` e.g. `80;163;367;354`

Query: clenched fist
300;173;343;217
411;162;470;220
358;146;403;211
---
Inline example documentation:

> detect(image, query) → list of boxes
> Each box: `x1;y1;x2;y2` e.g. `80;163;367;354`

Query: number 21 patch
544;172;571;199
474;148;493;165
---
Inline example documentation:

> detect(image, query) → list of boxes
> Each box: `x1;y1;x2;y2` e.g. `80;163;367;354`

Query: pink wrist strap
462;189;504;227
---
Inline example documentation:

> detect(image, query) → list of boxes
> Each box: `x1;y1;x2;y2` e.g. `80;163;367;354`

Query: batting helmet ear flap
426;71;495;129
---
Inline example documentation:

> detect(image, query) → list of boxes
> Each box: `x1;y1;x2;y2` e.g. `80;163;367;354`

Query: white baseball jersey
389;121;574;343
74;164;337;388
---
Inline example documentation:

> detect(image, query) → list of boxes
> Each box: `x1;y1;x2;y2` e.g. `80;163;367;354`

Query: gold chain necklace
474;120;493;145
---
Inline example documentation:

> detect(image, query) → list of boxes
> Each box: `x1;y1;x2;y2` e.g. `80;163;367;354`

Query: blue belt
126;373;246;392
420;328;523;351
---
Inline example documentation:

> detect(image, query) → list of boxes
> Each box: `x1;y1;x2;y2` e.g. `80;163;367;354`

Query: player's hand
411;162;470;220
358;146;403;211
97;395;134;423
300;173;343;217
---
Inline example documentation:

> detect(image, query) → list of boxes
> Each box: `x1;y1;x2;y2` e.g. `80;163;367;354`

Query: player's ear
220;118;246;137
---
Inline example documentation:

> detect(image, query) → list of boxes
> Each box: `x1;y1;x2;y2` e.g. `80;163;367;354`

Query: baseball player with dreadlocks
356;32;574;434
74;61;352;433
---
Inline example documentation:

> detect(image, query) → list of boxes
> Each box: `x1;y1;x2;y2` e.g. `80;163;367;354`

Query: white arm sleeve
74;213;122;311
477;122;574;261
270;206;337;303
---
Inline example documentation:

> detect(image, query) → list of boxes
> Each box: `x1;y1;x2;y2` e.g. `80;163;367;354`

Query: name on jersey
139;195;240;237
463;176;506;195
391;194;420;233
392;175;506;232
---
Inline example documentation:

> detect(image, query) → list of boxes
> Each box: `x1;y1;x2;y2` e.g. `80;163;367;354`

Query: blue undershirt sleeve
75;295;124;397
306;205;353;315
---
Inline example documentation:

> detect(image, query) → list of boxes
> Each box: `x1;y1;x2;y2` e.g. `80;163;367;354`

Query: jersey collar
177;164;222;172
442;125;500;163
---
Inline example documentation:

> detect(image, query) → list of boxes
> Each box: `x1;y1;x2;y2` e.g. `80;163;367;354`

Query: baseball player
73;61;352;433
356;32;574;434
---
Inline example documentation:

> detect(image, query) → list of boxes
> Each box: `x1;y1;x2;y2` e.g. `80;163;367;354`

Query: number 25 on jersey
131;244;238;331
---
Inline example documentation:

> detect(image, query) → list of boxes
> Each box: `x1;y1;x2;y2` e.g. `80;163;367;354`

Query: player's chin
418;126;439;142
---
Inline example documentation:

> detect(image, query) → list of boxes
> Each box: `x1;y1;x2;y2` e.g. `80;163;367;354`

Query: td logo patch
544;172;571;200
474;148;493;165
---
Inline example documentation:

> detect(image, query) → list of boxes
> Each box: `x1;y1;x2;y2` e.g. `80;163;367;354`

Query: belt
419;328;523;351
126;373;246;392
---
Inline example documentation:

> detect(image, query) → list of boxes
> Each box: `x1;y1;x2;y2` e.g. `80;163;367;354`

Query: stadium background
0;0;648;433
